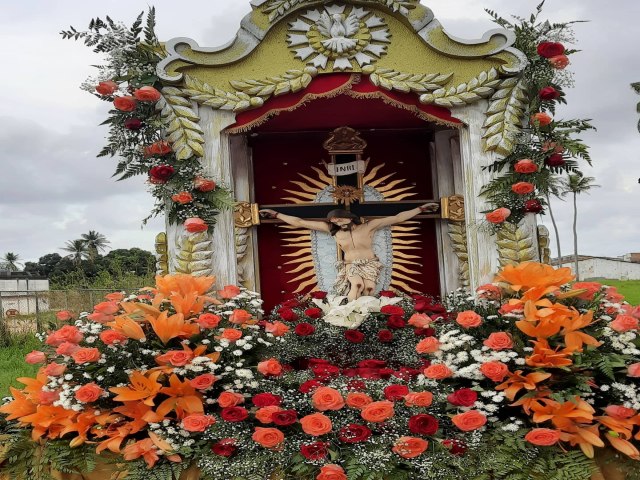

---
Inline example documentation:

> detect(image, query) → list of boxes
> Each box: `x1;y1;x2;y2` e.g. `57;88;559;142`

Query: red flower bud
539;86;560;101
545;154;565;167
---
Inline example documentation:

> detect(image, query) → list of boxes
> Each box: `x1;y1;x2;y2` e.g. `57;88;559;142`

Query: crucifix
258;127;442;300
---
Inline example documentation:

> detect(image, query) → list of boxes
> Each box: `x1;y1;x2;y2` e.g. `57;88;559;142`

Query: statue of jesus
259;204;439;300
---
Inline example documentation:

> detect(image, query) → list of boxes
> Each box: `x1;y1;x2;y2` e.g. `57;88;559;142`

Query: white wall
0;278;49;292
562;258;640;280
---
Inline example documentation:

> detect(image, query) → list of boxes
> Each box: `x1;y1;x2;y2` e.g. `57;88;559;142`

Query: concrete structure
554;255;640;281
0;271;50;317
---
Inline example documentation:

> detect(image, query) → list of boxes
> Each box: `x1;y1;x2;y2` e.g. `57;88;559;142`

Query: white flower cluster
313;295;403;329
601;327;640;356
611;382;640;410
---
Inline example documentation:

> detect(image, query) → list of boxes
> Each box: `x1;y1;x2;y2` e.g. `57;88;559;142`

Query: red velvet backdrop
236;76;455;310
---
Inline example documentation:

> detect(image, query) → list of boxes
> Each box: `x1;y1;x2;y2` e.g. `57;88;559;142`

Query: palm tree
1;252;22;271
81;231;110;259
62;240;90;266
562;174;600;280
539;174;565;267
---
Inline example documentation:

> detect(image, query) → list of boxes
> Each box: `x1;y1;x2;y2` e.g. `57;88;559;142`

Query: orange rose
194;177;216;192
184;217;208;233
264;321;290;337
72;348;101;364
171;192;194;205
113;96;137;111
39;390;60;405
416;337;440;354
514;159;538;174
456;311;483;328
75;383;103;403
44;362;66;377
229;309;253;325
524;428;561;446
220;329;243;341
155;350;193;367
144;141;172;157
483;332;513;350
452;410;487;431
301;413;332;436
312;387;345;411
611;314;639;333
480;361;510;382
360;400;394;423
628;363;640;377
99;329;128;346
499;303;524;316
408;313;431;328
476;284;502;300
219;285;241;299
346;392;373;409
25;351;46;364
255;405;282;424
252;427;285;449
392;436;429;459
486;207;511;224
46;325;83;346
196;313;221;329
511;182;535;195
572;282;602;300
189;373;217;390
95;80;118;95
423;363;453;380
217;391;245;408
404;391;433;408
94;301;120;315
531;112;553;127
56;310;72;321
317;464;347;480
549;54;570;69
56;342;80;356
105;292;124;302
604;405;636;419
258;358;283;376
182;414;216;432
133;86;161;102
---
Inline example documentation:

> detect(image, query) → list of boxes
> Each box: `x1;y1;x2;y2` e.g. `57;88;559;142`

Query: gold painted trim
441;195;465;221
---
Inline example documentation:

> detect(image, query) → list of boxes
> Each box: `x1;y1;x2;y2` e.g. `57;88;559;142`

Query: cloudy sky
0;0;638;265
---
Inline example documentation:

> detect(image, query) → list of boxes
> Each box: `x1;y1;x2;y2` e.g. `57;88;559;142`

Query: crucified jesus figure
259;203;439;300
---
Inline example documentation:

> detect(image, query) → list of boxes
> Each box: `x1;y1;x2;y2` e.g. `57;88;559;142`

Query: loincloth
333;257;384;295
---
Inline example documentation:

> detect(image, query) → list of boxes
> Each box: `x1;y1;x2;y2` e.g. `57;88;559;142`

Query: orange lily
19;405;77;441
531;397;595;427
525;340;573;368
16;370;48;403
95;424;136;454
496;370;551;401
516;301;569;339
114;400;163;430
511;391;557;415
0;387;37;421
108;314;146;341
110;371;163;406
495;262;574;292
560;310;602;352
155;374;204;419
123;438;160;468
155;274;216;298
147;311;187;344
560;424;605;458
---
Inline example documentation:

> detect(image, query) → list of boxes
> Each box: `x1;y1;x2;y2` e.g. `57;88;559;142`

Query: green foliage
124;458;188;480
0;335;40;395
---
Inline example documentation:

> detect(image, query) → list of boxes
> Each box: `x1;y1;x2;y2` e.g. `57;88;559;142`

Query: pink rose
611;315;639;332
628;363;640;377
25;351;46;364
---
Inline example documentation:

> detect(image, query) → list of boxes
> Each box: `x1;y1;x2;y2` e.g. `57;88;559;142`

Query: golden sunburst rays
282;167;332;204
390;221;424;293
363;163;419;201
280;226;318;294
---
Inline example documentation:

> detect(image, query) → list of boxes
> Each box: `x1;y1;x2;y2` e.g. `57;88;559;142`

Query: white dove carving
317;11;359;54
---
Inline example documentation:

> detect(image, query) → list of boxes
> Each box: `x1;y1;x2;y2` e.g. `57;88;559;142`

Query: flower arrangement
60;10;233;229
481;5;595;227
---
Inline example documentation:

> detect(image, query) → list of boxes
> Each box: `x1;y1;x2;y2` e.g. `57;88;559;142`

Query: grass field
0;335;40;397
591;279;640;305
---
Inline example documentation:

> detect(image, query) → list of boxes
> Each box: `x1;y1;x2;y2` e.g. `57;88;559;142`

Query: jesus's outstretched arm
366;203;439;230
259;209;331;232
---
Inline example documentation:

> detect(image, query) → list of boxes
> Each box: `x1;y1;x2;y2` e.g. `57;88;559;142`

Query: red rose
378;329;393;343
278;307;298;322
311;363;340;379
345;330;365;343
194;177;216;192
524;199;543;213
220;406;248;422
539;86;560;100
408;414;439;436
252;393;282;407
124;118;143;130
381;305;404;316
211;439;237;457
358;360;387;368
545;154;565;167
347;380;367;391
113;96;137;111
537;42;565;58
379;290;396;298
384;385;409;401
443;439;467;456
447;389;478;407
149;165;175;183
272;409;298;426
282;299;301;308
305;308;322;319
311;291;327;299
95;80;118;95
415;327;436;337
300;442;329;460
387;315;406;329
295;322;315;336
300;379;324;393
339;424;372;443
144;141;172;157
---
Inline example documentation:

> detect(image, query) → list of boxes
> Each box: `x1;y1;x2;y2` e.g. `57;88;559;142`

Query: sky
0;0;638;265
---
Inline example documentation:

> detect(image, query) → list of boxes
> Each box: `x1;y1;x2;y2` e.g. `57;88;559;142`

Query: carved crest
323;126;367;153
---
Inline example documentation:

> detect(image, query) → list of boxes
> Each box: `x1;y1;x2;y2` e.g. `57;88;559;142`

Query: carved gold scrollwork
497;222;536;267
323;126;367;154
537;225;551;265
440;195;465;222
234;202;260;228
175;232;214;276
447;221;470;288
154;232;169;276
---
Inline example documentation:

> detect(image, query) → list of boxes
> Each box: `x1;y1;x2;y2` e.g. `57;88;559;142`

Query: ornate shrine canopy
158;0;528;155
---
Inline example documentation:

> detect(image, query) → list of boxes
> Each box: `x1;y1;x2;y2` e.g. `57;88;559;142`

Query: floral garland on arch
480;4;595;228
3;263;639;479
60;10;233;231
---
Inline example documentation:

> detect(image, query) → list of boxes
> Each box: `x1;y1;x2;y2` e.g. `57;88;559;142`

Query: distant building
552;253;640;280
0;270;49;317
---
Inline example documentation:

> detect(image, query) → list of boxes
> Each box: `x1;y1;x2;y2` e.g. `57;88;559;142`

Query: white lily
312;295;404;329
